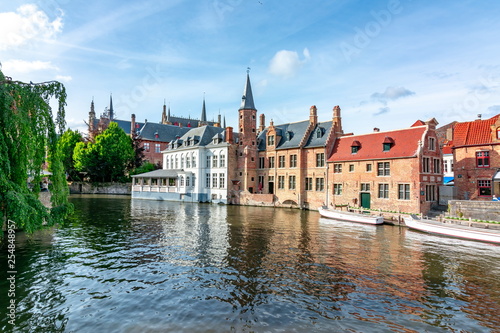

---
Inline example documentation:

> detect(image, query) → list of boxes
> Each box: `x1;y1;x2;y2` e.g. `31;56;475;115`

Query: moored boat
318;206;384;225
404;215;500;244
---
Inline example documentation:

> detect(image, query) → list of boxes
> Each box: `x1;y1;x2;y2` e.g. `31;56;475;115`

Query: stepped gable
453;114;500;147
303;121;333;148
328;125;428;162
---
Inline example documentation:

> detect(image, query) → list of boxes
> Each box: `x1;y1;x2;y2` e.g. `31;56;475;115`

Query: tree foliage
57;128;83;181
74;122;134;182
0;69;73;232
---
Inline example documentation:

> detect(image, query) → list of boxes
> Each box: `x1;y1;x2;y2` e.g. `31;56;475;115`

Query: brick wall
449;200;500;221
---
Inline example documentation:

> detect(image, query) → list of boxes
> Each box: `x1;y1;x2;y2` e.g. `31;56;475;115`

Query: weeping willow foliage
0;69;73;232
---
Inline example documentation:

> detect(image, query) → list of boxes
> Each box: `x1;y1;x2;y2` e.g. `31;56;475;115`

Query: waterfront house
326;119;442;215
232;72;343;210
452;114;500;200
132;124;236;203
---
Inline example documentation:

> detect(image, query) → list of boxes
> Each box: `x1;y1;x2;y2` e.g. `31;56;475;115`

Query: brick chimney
332;105;343;135
259;113;266;132
310;105;318;127
225;126;234;144
131;114;136;135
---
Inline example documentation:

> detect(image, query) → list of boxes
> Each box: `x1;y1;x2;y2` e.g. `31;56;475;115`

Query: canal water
1;195;500;332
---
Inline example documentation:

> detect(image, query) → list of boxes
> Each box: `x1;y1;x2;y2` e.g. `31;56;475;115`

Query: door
268;182;274;195
360;192;371;209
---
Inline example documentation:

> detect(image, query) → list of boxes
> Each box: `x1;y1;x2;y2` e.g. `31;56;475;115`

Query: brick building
234;72;343;210
87;96;218;166
326;119;442;215
452;114;500;200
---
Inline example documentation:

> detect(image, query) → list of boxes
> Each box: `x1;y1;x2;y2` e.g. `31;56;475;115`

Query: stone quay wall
448;200;500;222
69;182;131;195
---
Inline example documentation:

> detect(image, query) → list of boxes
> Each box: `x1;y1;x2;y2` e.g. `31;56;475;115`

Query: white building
132;125;235;203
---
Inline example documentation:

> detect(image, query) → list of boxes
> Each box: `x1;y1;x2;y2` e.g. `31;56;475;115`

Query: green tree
74;122;134;182
57;128;83;181
0;69;72;232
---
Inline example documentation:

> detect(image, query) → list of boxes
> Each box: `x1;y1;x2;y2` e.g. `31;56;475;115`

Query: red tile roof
442;141;453;155
453;114;499;147
328;126;427;162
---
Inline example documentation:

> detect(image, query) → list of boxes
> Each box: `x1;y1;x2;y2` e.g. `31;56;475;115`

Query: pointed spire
223;115;226;128
109;93;114;120
240;68;256;111
167;102;171;121
201;93;207;122
162;100;167;124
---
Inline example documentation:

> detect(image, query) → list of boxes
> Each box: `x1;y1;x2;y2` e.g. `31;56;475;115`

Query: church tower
88;99;96;136
237;69;258;193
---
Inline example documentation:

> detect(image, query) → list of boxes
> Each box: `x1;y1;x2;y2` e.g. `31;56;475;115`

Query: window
205;173;210;188
181;155;185;168
433;158;440;173
192;155;196;167
334;164;342;173
144;142;150;152
290;154;297;168
423;157;430;173
333;184;343;195
378;184;389;198
383;143;391;152
315;178;324;191
268;135;275;146
398;184;410;200
316;153;325;167
268;176;274;182
349;164;354;172
175;156;178;169
219;173;225;188
289;175;296;190
186;156;191;168
258;175;264;191
377;162;390;176
180;176;184;186
212;173;218;188
366;164;372;172
478;180;492;196
305;177;313;191
206;156;211;168
169;178;176;186
186;176;190;187
279;155;285;168
351;146;359;154
476;151;490;168
212;155;218;168
278;176;285;189
361;183;370;192
220;155;225;168
429;137;436;151
155;143;161;153
425;185;436;201
166;158;170;169
497;128;500;140
269;156;275;168
259;157;265;169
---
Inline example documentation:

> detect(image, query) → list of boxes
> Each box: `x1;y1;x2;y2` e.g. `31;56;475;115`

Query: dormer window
286;131;293;141
383;137;394;151
268;135;275;146
154;131;159;139
316;128;323;138
351;140;361;154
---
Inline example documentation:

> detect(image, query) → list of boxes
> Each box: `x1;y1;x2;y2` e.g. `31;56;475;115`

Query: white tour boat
404;215;500;244
318;206;384;225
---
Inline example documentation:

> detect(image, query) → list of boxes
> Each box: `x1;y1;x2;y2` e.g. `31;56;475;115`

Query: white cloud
55;75;72;82
268;48;310;78
0;4;63;50
3;59;59;73
371;86;415;104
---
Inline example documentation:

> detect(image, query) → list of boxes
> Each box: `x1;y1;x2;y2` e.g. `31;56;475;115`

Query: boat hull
404;215;500;244
318;207;384;225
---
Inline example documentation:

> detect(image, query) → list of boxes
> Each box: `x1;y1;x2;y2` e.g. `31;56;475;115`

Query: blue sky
1;0;500;135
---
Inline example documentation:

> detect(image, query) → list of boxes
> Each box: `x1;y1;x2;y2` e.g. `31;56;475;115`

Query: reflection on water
1;195;500;332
